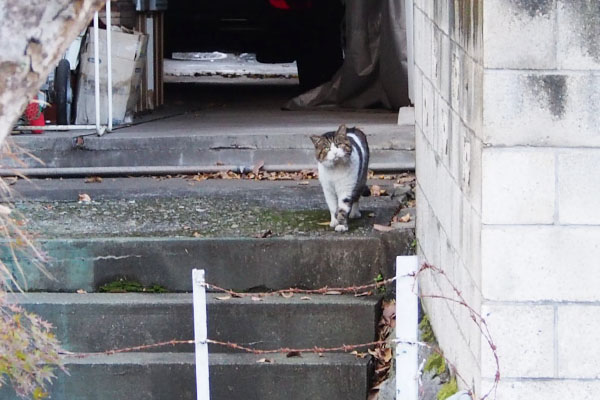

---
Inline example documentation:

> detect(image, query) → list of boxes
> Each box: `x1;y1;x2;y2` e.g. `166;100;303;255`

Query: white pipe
396;255;419;400
105;0;113;133
14;125;99;131
0;163;409;177
192;269;211;400
93;12;101;135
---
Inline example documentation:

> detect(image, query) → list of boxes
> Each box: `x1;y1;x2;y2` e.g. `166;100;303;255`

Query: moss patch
99;279;167;293
437;377;458;400
424;352;446;376
419;314;436;343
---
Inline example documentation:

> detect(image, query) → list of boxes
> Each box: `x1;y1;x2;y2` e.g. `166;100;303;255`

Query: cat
310;124;370;232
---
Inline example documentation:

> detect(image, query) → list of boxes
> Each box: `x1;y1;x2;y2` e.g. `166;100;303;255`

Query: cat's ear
335;124;347;137
310;135;322;147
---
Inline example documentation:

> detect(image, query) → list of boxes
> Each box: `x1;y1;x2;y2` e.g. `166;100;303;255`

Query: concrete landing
6;83;415;174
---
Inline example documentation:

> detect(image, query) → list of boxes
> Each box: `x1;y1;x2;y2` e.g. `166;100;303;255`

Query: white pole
396;255;419;400
93;12;101;135
192;269;210;400
105;0;113;132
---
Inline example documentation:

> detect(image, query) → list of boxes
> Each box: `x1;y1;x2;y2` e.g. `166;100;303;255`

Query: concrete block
557;0;600;70
415;8;434;80
558;150;600;225
482;226;600;302
414;69;424;130
482;149;555;224
450;44;463;113
484;0;557;69
557;305;600;378
433;0;451;36
488;378;600;400
481;304;554;379
483;71;600;147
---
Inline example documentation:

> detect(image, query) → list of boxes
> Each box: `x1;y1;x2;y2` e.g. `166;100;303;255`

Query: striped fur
310;125;370;232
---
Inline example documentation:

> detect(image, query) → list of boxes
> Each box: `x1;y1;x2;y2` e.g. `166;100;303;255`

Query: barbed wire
59;264;498;400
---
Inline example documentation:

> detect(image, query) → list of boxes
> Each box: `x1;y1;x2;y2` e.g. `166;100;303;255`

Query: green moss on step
437;377;458;400
424;352;446;376
99;279;167;293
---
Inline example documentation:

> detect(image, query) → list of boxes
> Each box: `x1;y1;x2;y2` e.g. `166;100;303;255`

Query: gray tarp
285;0;409;110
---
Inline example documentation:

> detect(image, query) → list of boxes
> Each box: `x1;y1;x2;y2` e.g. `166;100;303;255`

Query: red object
24;101;45;134
268;0;312;10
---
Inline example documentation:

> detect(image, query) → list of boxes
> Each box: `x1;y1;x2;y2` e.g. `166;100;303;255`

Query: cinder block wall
481;1;600;397
413;0;484;394
415;0;600;397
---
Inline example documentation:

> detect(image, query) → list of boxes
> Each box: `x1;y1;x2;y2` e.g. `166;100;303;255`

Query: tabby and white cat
310;125;370;232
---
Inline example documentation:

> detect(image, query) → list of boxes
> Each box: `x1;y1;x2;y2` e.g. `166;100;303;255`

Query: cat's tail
362;186;371;197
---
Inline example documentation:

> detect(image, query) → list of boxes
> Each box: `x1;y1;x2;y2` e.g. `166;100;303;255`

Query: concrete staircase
1;177;414;399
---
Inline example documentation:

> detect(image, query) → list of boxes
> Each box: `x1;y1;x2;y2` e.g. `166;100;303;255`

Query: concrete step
0;352;371;400
9;293;380;354
7;178;414;292
6;122;415;174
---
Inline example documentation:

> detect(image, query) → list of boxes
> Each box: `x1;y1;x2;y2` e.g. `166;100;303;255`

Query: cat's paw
349;210;362;219
330;219;339;228
334;224;348;232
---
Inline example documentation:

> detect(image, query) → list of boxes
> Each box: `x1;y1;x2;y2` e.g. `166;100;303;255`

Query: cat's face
311;125;352;165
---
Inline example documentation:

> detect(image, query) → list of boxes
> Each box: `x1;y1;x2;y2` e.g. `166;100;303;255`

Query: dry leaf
286;351;302;358
78;193;91;203
85;176;103;183
373;224;394;232
298;181;309;185
76;289;87;294
253;229;272;239
370;185;382;196
325;290;342;295
280;292;294;299
398;213;411;223
300;296;311;301
317;221;331;226
350;351;368;359
256;358;273;364
368;212;375;218
251;296;263;302
215;161;224;166
216;295;232;301
252;160;265;175
0;205;12;216
354;291;372;297
193;232;202;238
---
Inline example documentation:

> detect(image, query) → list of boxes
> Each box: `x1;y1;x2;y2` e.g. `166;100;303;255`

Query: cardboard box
75;27;148;125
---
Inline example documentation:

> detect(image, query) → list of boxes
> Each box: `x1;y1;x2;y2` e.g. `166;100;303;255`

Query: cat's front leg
321;183;339;227
349;201;361;219
334;197;352;232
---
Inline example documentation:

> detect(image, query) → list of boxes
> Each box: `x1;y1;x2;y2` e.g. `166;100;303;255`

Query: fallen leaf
193;232;202;238
253;229;272;239
84;176;103;183
351;350;368;359
76;289;87;294
298;181;309;185
78;193;91;203
368;212;375;218
286;351;302;358
256;358;273;363
398;213;411;223
251;296;263;302
354;291;372;297
373;224;394;232
215;161;224;166
317;221;331;226
280;292;294;299
325;290;342;295
0;205;12;215
252;160;265;175
300;296;311;301
216;295;232;301
370;185;382;196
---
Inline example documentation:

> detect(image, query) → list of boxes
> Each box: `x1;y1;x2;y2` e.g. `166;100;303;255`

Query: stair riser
0;359;370;400
10;233;411;292
16;298;379;353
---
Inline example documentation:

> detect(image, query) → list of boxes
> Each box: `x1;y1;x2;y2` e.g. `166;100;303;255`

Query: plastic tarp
285;0;409;110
